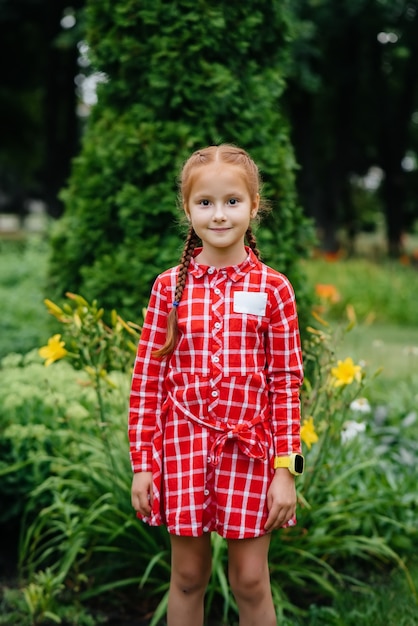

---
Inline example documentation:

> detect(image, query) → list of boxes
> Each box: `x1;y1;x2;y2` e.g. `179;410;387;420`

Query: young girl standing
129;144;304;626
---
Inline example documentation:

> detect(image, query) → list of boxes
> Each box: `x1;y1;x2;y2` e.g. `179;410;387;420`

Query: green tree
48;0;314;323
0;0;84;217
286;0;418;255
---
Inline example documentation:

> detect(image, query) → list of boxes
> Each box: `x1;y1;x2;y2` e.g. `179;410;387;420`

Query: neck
195;246;248;268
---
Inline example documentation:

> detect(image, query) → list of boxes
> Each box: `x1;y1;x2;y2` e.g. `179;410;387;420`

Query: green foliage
285;0;418;253
303;257;418;326
0;354;97;524
1;293;417;625
0;568;99;626
0;238;52;359
48;0;314;323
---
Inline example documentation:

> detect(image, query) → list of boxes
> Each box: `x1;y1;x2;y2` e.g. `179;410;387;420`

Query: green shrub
0;238;52;359
48;0;314;326
0;353;100;524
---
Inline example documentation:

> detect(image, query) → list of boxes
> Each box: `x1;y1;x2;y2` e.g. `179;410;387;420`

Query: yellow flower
331;357;362;387
44;298;69;322
300;416;319;449
38;334;68;366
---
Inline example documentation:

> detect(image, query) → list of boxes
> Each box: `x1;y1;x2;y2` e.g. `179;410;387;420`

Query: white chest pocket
233;291;268;316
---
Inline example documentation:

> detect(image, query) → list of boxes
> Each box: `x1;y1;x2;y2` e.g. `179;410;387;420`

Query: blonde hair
154;144;266;358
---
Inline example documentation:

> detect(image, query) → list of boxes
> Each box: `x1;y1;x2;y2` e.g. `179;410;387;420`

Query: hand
131;471;153;516
264;469;297;532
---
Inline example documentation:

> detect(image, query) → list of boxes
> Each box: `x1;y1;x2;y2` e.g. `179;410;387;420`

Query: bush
0;238;51;359
48;0;314;326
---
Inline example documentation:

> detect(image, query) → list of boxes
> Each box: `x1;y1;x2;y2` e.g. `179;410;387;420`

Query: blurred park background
1;1;418;625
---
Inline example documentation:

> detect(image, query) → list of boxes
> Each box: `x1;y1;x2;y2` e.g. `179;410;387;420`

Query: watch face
294;454;304;474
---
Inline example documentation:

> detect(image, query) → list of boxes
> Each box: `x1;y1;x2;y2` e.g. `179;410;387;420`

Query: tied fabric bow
168;392;269;465
209;418;267;465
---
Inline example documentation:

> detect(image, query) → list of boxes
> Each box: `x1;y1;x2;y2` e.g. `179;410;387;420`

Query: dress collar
188;247;260;282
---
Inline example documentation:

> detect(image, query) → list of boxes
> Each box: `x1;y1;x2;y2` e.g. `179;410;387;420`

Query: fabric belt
185;412;268;465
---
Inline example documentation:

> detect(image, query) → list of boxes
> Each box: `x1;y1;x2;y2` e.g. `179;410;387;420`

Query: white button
204;489;210;496
212;356;219;363
214;322;221;329
211;390;218;397
214;288;221;295
208;267;215;274
207;457;211;463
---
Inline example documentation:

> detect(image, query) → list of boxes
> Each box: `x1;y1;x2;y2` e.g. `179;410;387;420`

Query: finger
131;492;140;511
265;507;293;531
264;507;280;531
139;491;152;515
131;490;150;515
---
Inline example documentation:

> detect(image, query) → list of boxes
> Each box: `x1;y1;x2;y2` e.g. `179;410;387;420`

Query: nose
212;202;226;221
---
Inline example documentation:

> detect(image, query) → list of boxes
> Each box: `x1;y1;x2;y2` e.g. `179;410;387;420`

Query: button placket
208;272;226;412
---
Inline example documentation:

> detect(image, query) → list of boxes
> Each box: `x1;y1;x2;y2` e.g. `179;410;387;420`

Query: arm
264;277;303;530
265;276;303;458
128;276;170;473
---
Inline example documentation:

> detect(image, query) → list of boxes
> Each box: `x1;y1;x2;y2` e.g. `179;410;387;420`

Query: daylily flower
331;357;362;387
315;283;341;303
300;416;319;449
44;298;69;322
38;334;68;366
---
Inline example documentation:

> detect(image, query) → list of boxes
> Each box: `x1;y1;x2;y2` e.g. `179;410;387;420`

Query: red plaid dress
128;248;303;538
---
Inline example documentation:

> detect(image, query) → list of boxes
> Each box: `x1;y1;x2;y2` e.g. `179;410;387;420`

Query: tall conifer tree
49;1;313;320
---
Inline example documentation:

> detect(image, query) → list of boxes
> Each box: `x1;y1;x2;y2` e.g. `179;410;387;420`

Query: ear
251;193;260;219
183;201;191;221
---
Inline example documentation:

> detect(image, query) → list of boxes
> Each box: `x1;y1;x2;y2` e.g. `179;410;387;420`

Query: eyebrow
193;191;245;198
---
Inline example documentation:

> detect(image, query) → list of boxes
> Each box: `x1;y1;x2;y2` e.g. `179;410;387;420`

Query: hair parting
153;226;200;358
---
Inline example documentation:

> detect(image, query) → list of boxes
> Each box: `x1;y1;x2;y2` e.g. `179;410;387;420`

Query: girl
129;144;304;626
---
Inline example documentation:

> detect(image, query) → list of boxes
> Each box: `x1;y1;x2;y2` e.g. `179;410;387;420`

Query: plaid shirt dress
128;248;303;539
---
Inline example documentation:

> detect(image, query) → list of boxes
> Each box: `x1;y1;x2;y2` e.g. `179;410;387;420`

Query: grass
336;323;418;390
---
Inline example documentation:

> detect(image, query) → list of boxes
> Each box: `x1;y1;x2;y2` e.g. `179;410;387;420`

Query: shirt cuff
130;448;152;473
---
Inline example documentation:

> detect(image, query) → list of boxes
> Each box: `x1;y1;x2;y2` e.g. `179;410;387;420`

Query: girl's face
184;163;259;266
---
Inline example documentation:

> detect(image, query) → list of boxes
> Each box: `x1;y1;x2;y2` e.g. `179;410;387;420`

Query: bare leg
227;534;277;626
167;533;212;626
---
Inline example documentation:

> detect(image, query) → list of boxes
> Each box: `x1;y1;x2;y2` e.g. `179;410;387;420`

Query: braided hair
153;226;200;358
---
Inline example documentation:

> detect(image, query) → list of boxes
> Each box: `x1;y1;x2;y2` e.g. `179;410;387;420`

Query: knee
171;560;211;595
228;563;269;602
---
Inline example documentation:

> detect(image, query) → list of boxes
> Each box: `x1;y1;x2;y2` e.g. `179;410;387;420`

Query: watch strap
274;453;304;475
274;456;291;469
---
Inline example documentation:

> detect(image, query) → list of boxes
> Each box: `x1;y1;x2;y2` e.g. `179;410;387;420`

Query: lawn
339;322;418;387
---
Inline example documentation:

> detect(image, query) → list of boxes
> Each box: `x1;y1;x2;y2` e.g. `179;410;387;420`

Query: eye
199;199;211;206
228;197;239;205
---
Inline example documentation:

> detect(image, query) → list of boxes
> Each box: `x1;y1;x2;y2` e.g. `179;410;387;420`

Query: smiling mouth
210;227;231;231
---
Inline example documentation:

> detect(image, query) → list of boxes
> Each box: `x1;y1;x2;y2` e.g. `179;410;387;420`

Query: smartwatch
274;453;304;475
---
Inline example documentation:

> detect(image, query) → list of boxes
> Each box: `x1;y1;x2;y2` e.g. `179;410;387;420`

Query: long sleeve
265;278;304;457
128;276;170;472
